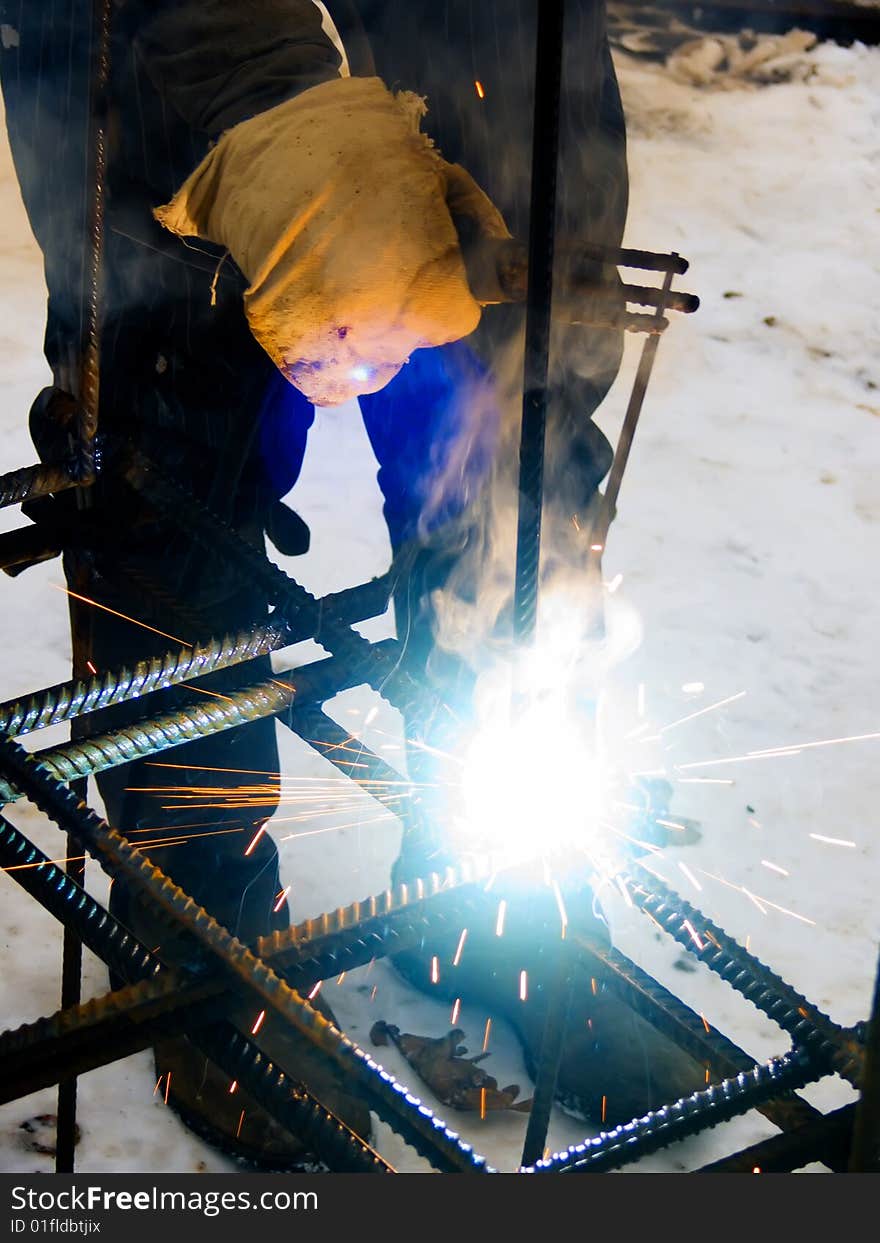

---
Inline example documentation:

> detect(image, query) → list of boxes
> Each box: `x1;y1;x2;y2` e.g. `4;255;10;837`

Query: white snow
0;38;878;1175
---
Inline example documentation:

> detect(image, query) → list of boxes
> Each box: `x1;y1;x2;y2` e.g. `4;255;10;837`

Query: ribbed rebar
512;0;565;647
697;1103;855;1174
571;931;839;1149
0;812;485;1100
0;576;391;739
0;815;390;1171
525;1047;818;1173
0;677;295;803
0;741;491;1172
0;624;287;737
627;863;864;1087
0;640;406;805
0;462;79;511
73;0;113;479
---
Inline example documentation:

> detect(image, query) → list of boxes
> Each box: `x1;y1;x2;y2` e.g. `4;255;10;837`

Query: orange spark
86;660;97;675
51;583;190;648
519;970;528;1002
308;981;322;1001
480;1087;487;1119
164;1072;172;1105
244;823;268;857
273;885;291;913
659;690;746;735
251;1010;266;1036
682;919;704;950
451;998;461;1025
474;80;485;99
236;1110;246;1139
228;1080;238;1095
601;1095;607;1124
431;956;440;985
495;900;507;937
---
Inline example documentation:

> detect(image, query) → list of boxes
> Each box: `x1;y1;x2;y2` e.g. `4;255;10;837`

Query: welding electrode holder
464;234;698;331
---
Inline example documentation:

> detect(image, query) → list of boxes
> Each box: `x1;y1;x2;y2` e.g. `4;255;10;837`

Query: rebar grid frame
0;0;876;1178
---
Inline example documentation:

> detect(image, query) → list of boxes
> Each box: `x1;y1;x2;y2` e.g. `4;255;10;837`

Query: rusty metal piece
371;1022;532;1114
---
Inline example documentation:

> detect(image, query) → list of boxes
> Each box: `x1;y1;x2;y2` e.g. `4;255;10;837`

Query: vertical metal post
74;0;112;482
511;0;565;648
513;0;568;1168
849;949;880;1171
55;790;86;1174
56;0;113;1168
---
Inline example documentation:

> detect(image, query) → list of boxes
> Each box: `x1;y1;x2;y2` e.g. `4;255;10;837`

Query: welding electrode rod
590;265;676;556
512;0;565;647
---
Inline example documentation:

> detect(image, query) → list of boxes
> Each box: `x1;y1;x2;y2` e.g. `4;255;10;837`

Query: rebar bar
0;814;391;1171
73;0;113;480
0;808;485;1095
0;745;491;1171
0;640;409;805
525;1047;818;1173
0;462;79;511
571;931;847;1165
697;1103;855;1173
628;862;864;1086
0;576;390;739
512;0;565;647
848;949;880;1170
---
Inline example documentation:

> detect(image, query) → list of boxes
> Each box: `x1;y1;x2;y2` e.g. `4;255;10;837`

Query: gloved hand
155;75;510;407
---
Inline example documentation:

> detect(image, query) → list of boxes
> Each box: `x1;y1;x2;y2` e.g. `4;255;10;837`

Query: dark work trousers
0;0;627;942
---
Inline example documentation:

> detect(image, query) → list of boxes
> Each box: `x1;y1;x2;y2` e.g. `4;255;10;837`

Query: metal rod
698;1103;855;1174
0;816;391;1172
571;931;838;1147
627;862;864;1087
0;575;390;738
0;462;79;512
525;1047;818;1173
0;747;492;1171
55;797;85;1174
0;640;408;804
512;0;565;647
849;949;880;1170
520;949;574;1168
589;265;676;559
74;0;112;481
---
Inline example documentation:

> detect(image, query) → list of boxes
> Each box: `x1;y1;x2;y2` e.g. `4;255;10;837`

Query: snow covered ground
0;36;878;1174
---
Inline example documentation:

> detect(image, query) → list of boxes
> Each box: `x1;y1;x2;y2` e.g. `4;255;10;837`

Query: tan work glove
155;75;510;406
